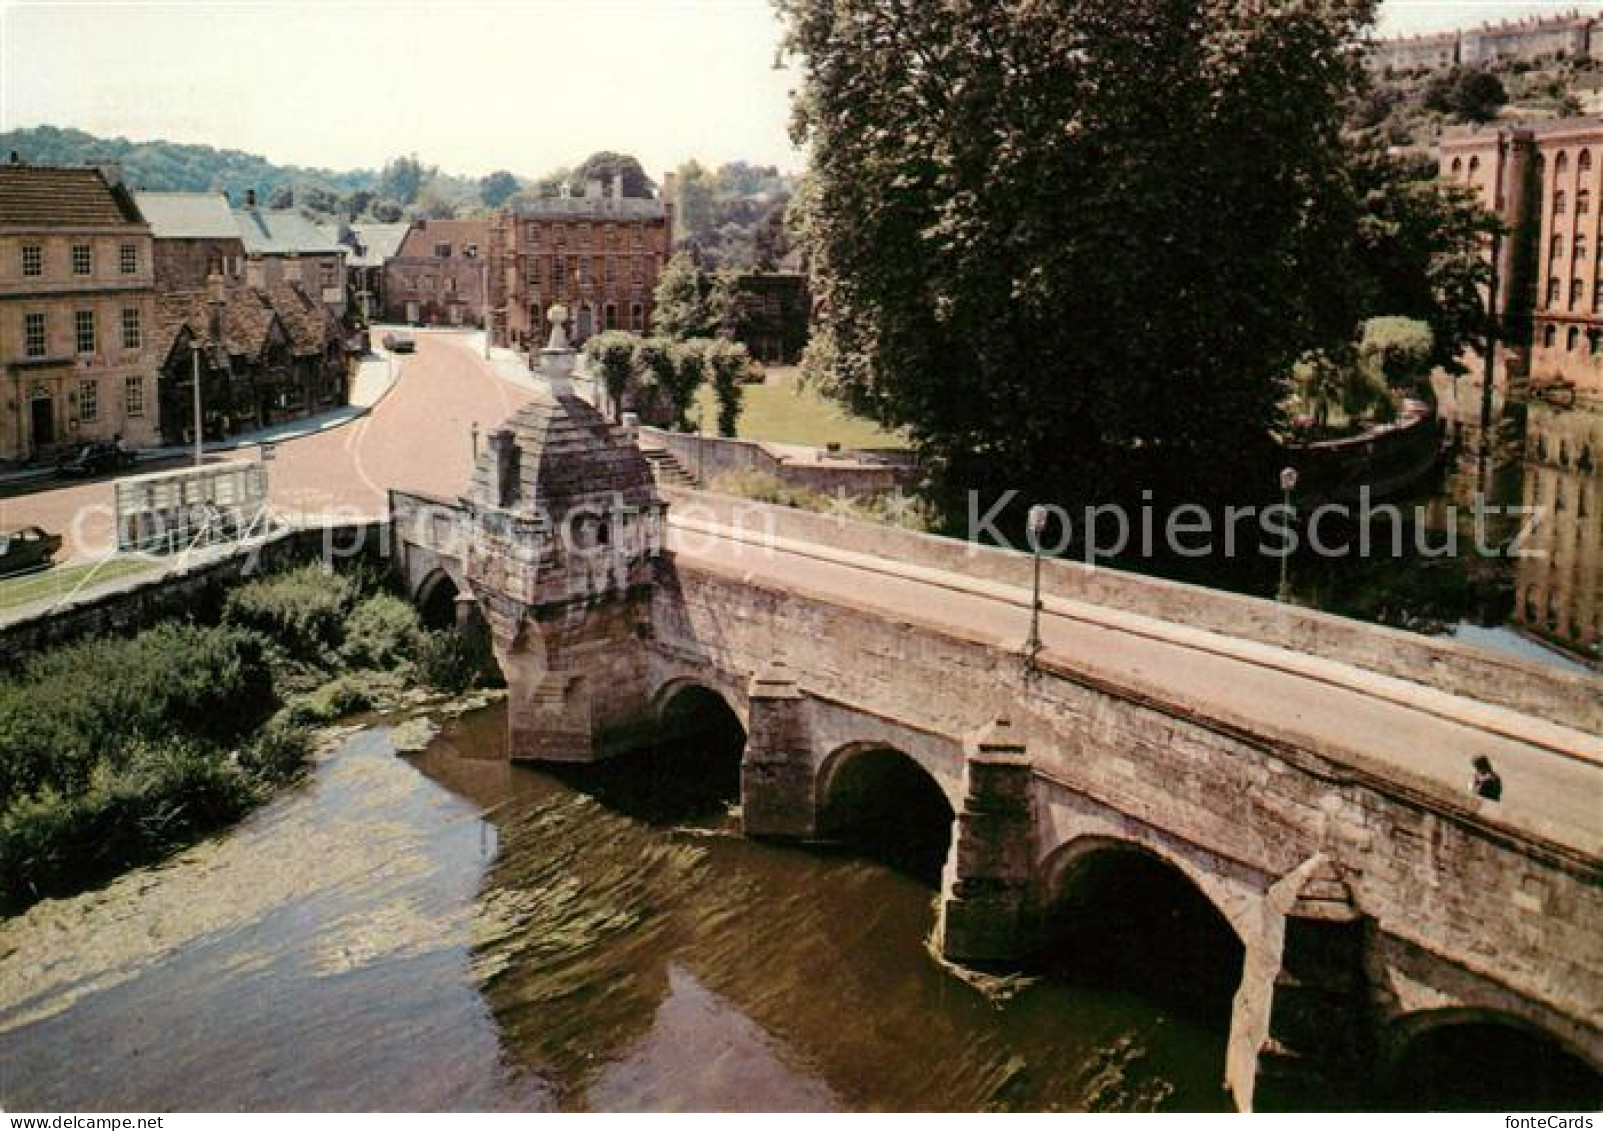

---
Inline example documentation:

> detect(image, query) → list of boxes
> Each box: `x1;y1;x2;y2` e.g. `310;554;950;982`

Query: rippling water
0;705;1232;1112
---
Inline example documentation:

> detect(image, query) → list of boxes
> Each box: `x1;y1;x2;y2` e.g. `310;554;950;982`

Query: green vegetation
584;332;760;436
0;560;493;912
708;471;934;532
692;369;906;450
0;557;158;612
667;159;798;269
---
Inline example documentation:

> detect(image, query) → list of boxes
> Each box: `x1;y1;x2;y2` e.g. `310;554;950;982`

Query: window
1557;151;1570;175
124;376;145;418
1590;329;1601;356
122;307;142;350
632;228;644;250
423;275;435;292
1573;279;1585;308
445;276;456;293
555;225;567;247
1556;190;1568;215
24;312;46;357
551;258;566;289
79;379;98;424
529;258;543;285
1553;235;1565;260
1549;277;1561;305
20;244;42;277
435;242;452;259
605;255;617;284
577;225;592;248
75;310;96;354
321;261;336;288
1577;236;1589;261
119;244;137;274
1581;190;1593;215
579;257;591;286
1583;150;1594;173
464;244;477;259
72;244;92;276
407;276;418;291
1451;157;1464;175
604;302;617;330
1469;156;1480;177
1544;323;1557;347
1568;326;1580;351
633;256;646;285
630;302;644;332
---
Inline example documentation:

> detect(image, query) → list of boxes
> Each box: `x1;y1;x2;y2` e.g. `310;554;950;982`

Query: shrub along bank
0;562;493;912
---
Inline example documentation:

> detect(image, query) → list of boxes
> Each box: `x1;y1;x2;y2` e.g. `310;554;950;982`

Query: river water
0;705;1232;1112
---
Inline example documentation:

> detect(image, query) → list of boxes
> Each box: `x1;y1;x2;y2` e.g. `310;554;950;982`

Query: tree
413;180;459;220
780;0;1375;519
379;154;428;205
652;252;718;340
267;184;294;208
632;337;681;427
570;152;655;198
584;331;640;423
1358;317;1434;391
668;341;709;431
670;160;717;247
371;198;404;223
480;170;520;208
299;185;340;215
1454;69;1508;123
701;338;755;436
346;188;376;218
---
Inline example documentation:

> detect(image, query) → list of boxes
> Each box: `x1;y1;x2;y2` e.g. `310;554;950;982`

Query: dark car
56;441;134;478
0;526;62;578
382;331;416;354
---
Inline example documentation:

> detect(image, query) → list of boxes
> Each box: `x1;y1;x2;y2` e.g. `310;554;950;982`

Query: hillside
1360;55;1603;151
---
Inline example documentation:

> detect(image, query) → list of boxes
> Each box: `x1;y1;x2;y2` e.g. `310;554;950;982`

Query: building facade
343;222;410;324
1368;9;1603;72
1441;118;1603;402
488;177;671;351
134;191;247;291
233;192;348;312
0;164;160;462
382;219;488;327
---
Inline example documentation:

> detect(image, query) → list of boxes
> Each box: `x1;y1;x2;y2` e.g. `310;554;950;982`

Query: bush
238;720;312;786
339;593;422;671
288;674;375;724
223;563;359;667
417;628;493;695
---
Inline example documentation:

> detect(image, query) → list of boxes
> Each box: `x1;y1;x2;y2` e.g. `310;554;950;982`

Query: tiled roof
346;222;412;267
263;281;334;356
397;218;489;259
0;165;143;227
233;207;345;256
510;195;666;221
153;287;281;365
134;191;241;240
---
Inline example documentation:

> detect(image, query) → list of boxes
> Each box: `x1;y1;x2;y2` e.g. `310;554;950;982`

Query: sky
0;1;1593;181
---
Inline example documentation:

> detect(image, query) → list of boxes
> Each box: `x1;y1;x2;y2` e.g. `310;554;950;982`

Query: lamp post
471;420;479;463
1024;503;1049;672
189;338;204;467
1277;466;1299;603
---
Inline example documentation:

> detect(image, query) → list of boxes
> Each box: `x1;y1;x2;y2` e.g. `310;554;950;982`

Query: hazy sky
0;1;1591;180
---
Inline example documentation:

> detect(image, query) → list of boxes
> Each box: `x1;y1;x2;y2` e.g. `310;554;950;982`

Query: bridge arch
1381;1007;1603;1111
414;566;467;630
815;741;956;885
649;675;748;734
1036;834;1248;1026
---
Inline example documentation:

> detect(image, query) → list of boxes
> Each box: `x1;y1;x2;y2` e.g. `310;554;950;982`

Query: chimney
487;429;520;507
610;171;623;199
92;160;123;186
661;171;677;205
283;257;302;284
245;187;257;208
585;177;603;199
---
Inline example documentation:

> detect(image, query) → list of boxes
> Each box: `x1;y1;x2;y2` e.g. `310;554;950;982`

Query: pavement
0;332;533;562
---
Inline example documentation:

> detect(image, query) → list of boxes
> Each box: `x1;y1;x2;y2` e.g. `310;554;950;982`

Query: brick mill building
1442;117;1603;403
0;163;160;462
488;176;671;351
383;218;489;327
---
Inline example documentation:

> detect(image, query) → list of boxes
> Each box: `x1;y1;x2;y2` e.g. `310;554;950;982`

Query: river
0;705;1233;1112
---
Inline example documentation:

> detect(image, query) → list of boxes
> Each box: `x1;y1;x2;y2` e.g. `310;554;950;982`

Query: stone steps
640;445;698;488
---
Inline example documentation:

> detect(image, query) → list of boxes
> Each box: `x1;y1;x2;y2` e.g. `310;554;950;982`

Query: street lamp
189;337;204;467
471;420;480;463
1024;503;1049;672
1277;466;1299;603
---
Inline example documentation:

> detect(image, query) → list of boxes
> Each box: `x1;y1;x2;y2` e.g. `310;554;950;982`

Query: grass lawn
693;367;908;450
0;557;158;613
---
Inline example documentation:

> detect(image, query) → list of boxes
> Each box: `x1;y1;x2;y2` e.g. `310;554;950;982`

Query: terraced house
0;162;160;462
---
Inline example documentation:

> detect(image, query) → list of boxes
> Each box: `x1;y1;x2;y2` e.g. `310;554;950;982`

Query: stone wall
662;488;1601;733
642;427;918;497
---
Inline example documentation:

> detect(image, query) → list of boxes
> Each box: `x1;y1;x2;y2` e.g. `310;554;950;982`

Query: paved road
668;516;1603;853
0;333;532;562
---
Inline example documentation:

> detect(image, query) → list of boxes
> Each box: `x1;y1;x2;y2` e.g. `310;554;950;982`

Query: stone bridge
389;343;1602;1111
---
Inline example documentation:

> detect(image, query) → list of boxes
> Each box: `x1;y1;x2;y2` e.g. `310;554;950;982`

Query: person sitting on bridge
1470;755;1503;802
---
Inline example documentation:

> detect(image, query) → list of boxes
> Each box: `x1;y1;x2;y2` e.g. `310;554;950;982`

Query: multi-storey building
0;163;160;461
1367;9;1603;73
1514;403;1601;664
383;218;489;327
233;190;347;313
134;191;247;290
488;176;671;351
1442;118;1603;402
343;222;410;323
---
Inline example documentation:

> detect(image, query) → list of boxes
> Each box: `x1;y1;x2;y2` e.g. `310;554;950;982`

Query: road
0;332;532;562
668;515;1603;852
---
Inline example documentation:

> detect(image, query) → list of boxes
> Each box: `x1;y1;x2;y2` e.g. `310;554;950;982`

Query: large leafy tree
480;170;520;208
570;152;655;198
780;0;1376;517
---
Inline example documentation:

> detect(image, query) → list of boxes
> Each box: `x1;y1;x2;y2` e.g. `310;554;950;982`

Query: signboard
114;460;271;554
261;443;277;463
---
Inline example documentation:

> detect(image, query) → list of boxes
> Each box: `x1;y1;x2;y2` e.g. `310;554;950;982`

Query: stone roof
471;382;657;513
133;191;241;240
153;288;281;365
262;281;335;356
346;222;412;267
510;195;666;221
0;165;144;227
233;207;344;256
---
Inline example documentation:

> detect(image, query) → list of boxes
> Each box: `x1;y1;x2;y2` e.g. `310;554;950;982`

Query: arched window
1580;189;1592;215
1544;323;1557;347
1581;149;1593;172
1557;151;1570;175
1470;155;1482;176
1568;325;1580;351
1451;157;1464;175
1555;190;1568;214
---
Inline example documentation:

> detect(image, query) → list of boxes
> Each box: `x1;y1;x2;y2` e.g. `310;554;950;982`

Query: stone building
1514;403;1601;663
1462;10;1598;66
232;191;347;313
133;191;247;290
383;218;489;326
1441;118;1603;402
0;163;160;461
343;221;409;323
152;280;347;444
1365;31;1461;74
488;176;671;351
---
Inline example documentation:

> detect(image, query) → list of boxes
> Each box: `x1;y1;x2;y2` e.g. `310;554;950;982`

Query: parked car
0;526;62;577
55;440;135;478
383;331;416;354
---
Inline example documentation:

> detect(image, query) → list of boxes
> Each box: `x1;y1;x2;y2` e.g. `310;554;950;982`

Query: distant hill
0;124;379;203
